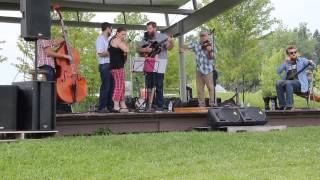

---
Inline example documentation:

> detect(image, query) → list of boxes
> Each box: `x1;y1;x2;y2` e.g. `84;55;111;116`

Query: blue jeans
145;72;164;108
39;65;55;81
39;65;71;113
98;63;114;110
276;80;301;108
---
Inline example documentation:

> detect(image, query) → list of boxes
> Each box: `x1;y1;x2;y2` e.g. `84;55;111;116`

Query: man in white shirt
95;22;114;112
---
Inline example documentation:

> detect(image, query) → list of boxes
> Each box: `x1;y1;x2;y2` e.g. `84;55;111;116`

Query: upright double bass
53;4;87;104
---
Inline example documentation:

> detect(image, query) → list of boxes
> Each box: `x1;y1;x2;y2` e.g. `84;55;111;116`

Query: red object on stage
140;88;147;99
143;57;156;73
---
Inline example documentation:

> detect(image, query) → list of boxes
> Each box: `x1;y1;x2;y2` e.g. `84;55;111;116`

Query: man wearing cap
95;22;114;112
181;31;216;107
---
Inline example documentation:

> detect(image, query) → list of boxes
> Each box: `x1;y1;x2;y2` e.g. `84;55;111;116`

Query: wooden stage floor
56;109;320;136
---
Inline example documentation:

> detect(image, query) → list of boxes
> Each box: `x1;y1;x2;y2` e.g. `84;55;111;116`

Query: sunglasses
289;51;297;55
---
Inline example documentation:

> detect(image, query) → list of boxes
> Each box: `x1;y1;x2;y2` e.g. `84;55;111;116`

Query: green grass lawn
1;127;320;179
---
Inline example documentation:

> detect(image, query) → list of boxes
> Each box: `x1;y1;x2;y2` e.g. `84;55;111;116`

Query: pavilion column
178;35;187;102
192;0;198;10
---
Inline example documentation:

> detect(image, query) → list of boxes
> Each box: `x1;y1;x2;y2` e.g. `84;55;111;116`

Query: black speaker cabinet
239;107;267;126
208;107;243;127
0;85;19;131
13;81;56;131
20;0;51;41
208;107;267;128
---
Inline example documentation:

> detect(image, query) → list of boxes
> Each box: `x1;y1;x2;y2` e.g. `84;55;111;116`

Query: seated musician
181;31;216;107
37;36;71;81
276;46;316;110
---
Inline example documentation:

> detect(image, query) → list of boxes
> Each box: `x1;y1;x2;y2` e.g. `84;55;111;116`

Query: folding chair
295;70;316;109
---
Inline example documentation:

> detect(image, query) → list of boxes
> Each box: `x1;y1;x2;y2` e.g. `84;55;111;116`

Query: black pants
39;65;55;81
145;72;164;108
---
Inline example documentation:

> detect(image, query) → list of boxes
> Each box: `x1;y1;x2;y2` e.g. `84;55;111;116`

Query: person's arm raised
97;51;109;57
305;59;316;69
179;45;190;53
277;62;286;75
118;41;129;53
166;36;174;50
44;47;71;60
96;37;109;57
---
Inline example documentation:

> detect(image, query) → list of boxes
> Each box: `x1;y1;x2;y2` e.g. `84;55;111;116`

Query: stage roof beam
163;0;245;37
0;16;166;31
0;0;194;15
56;3;194;15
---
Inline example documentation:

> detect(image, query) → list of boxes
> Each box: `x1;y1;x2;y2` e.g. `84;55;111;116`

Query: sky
0;0;320;85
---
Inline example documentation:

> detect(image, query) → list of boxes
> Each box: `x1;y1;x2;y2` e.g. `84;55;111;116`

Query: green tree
313;29;320;64
203;0;276;91
293;23;316;59
15;12;99;112
262;25;297;52
0;41;7;63
314;66;320;92
312;30;320;89
14;38;34;79
263;24;316;63
260;49;284;97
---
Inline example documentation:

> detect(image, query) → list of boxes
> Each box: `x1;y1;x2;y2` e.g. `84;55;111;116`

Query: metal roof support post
178;35;187;102
192;0;198;10
122;12;127;24
164;14;170;27
76;11;80;22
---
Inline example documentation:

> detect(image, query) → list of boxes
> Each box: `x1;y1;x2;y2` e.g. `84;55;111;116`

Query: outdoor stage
56;109;320;136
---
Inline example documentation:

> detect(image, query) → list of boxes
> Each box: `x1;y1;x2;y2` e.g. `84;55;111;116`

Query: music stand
131;57;145;73
132;57;167;73
131;57;168;112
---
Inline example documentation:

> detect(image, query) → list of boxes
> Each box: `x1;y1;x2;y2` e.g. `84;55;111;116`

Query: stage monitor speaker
13;81;56;131
239;107;267;126
208;107;268;128
208;107;242;128
0;85;19;131
20;0;51;41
